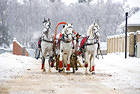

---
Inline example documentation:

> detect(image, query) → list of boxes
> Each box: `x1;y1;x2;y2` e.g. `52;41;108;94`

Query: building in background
107;10;140;58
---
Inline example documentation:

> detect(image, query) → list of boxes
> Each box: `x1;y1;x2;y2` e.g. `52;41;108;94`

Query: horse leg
84;51;89;74
89;54;93;72
41;49;45;70
48;50;53;72
41;56;46;72
42;48;47;72
75;60;78;71
71;53;75;73
90;52;95;75
67;49;72;71
70;53;75;73
56;55;59;70
50;50;55;68
63;52;67;67
50;56;54;67
74;53;78;71
59;45;64;72
48;56;51;72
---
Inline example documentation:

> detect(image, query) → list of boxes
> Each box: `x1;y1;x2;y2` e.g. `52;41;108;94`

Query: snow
100;42;107;50
107;32;136;39
120;10;140;27
127;11;140;26
13;38;23;48
107;34;125;39
95;53;140;94
0;52;140;94
0;53;38;80
136;30;140;34
27;48;35;57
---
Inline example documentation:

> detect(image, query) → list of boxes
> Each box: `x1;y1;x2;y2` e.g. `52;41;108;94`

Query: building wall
13;40;29;56
129;33;135;56
128;26;140;57
128;26;140;32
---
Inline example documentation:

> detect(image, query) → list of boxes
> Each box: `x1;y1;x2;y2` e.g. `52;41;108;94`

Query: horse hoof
92;72;95;75
42;69;46;72
85;72;88;75
48;70;51;72
85;64;88;68
56;67;58;70
48;69;51;72
59;69;63;72
51;62;54;67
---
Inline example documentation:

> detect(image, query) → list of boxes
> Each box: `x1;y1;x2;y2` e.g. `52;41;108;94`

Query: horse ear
71;24;73;28
63;25;65;28
48;18;50;21
43;18;46;23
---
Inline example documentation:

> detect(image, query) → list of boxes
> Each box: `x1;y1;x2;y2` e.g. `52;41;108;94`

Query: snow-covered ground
0;53;38;80
0;52;140;94
96;53;140;94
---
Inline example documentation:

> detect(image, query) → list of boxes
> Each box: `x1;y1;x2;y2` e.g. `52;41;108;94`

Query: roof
127;11;140;26
120;10;140;27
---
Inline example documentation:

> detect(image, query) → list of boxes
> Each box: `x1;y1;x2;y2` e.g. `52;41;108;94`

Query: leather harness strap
61;39;72;43
42;39;53;43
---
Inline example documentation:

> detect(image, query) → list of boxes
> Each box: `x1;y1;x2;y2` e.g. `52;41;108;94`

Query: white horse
59;24;75;72
84;23;100;74
41;18;54;72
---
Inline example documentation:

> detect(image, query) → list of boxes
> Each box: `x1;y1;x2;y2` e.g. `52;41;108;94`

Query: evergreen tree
0;24;10;47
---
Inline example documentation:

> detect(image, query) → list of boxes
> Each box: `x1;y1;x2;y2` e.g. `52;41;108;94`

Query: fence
107;34;129;53
107;31;140;57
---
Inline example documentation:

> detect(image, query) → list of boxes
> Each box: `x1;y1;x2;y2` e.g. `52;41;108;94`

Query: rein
42;39;53;43
61;39;72;43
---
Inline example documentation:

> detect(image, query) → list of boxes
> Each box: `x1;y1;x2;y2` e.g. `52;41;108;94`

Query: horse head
42;18;51;38
87;23;100;39
62;24;73;40
43;18;51;30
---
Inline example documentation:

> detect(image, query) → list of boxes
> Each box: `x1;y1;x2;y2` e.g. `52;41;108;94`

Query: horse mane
87;24;94;37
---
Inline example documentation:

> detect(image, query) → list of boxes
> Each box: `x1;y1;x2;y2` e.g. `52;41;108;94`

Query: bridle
62;27;73;43
42;21;53;43
86;26;99;45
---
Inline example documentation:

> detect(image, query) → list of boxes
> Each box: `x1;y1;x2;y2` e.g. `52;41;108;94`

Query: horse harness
42;29;53;43
61;33;73;43
86;32;99;46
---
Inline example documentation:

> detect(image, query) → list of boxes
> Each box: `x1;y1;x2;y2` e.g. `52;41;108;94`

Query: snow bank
13;38;23;48
100;42;107;50
96;53;140;92
0;53;38;80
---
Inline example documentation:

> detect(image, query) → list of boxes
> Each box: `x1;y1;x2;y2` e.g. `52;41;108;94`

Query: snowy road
0;53;140;94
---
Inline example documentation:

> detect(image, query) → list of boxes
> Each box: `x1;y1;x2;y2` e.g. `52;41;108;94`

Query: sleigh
41;21;98;74
48;22;85;73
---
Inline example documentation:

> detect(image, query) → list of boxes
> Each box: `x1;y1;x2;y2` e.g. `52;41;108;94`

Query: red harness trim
54;22;67;44
80;37;88;48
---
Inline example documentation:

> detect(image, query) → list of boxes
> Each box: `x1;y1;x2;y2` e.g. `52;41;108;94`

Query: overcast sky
61;0;140;8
